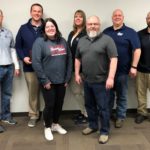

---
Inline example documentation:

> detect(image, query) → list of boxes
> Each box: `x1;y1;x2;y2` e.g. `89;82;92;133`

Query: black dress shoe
74;115;88;124
0;125;5;133
135;114;147;124
72;113;83;121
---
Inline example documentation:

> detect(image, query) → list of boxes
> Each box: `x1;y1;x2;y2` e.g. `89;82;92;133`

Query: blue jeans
84;81;110;135
110;74;128;119
0;65;13;120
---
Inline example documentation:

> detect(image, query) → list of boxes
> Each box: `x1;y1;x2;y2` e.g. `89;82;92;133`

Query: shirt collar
146;27;150;34
30;19;42;28
112;23;126;31
86;32;103;41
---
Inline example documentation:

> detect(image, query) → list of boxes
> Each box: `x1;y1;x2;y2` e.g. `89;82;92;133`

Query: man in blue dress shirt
0;9;20;133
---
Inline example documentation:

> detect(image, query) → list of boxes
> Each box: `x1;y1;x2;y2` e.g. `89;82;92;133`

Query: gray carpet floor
0;114;150;150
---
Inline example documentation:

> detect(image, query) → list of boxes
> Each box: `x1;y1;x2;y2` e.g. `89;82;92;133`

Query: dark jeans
84;81;110;135
110;74;128;119
0;65;13;120
41;84;66;128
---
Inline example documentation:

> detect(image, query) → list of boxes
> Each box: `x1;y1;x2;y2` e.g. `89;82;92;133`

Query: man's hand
106;78;114;89
23;57;32;64
14;69;20;77
75;74;82;85
129;68;137;78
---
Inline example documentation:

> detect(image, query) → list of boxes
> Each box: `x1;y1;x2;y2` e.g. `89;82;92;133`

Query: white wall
1;0;150;112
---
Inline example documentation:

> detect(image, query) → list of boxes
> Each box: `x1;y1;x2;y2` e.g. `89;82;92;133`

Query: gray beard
87;31;100;38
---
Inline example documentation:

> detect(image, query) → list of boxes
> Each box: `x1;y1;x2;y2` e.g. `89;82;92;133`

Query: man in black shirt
135;12;150;124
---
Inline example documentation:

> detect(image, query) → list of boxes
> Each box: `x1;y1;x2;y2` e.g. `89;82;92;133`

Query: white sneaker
44;128;53;141
51;123;67;134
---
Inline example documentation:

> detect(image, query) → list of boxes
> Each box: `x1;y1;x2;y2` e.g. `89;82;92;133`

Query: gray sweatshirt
32;37;72;85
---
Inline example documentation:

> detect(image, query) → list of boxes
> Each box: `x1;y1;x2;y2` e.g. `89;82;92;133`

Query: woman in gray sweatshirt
32;18;72;141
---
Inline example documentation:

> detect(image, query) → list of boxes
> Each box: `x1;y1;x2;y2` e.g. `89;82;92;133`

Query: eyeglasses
87;23;99;26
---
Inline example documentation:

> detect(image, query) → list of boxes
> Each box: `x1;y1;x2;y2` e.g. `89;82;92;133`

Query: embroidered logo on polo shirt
117;32;123;36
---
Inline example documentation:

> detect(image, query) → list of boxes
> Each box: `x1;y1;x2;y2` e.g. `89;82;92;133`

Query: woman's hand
44;82;51;90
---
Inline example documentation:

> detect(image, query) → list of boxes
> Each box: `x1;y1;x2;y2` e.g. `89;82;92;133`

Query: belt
0;64;12;67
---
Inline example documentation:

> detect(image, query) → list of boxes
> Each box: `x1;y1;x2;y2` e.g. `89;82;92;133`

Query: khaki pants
69;74;87;116
24;72;40;119
136;71;150;116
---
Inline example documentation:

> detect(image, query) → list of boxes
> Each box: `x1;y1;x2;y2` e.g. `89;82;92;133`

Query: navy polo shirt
103;24;140;75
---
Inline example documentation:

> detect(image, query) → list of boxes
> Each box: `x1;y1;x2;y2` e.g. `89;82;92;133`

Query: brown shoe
115;119;124;128
99;135;109;144
82;127;97;135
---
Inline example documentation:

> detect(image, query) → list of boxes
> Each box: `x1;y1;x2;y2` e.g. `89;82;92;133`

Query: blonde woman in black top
68;10;87;124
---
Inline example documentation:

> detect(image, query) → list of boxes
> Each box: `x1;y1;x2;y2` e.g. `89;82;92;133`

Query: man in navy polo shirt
103;9;141;128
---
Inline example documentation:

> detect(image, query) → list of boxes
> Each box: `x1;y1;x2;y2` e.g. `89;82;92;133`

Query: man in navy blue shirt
15;3;44;128
135;12;150;124
103;9;141;128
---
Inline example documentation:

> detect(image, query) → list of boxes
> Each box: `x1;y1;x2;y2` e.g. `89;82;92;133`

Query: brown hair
30;3;43;13
43;18;62;42
73;9;86;33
